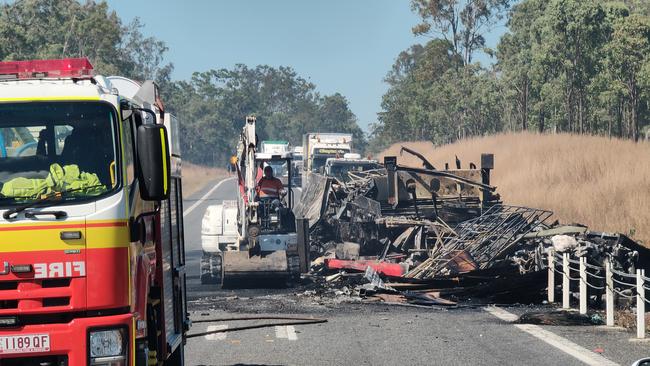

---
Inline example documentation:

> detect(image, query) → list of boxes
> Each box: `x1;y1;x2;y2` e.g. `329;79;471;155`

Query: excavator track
200;251;224;286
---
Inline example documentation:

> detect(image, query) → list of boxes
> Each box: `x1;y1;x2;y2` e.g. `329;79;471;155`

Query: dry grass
379;132;650;246
182;163;228;198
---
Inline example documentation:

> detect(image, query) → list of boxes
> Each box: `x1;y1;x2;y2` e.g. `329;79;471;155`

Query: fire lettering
73;261;85;276
33;262;86;279
49;263;63;277
33;263;46;278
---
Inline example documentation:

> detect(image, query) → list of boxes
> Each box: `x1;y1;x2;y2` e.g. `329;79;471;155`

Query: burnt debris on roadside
294;147;650;310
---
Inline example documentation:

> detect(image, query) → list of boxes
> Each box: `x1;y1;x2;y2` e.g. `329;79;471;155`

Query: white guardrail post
579;256;587;314
637;269;645;339
548;250;555;303
563;253;570;309
605;259;614;327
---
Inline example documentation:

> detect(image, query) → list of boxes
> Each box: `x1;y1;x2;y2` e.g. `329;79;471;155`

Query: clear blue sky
106;0;505;131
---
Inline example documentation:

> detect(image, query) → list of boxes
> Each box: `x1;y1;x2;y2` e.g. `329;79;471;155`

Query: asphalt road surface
182;178;648;366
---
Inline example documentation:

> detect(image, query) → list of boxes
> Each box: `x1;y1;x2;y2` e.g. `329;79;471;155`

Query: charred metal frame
407;205;553;279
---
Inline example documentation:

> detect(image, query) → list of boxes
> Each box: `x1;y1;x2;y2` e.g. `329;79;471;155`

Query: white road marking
275;326;298;341
205;325;228;341
484;306;620;366
275;325;287;339
484;306;519;322
183;177;236;217
514;324;620;366
286;326;298;341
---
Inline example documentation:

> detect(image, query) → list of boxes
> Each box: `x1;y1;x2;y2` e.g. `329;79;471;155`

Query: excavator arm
236;116;261;240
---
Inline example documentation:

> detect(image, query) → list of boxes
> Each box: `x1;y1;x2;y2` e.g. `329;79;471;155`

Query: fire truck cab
0;59;188;366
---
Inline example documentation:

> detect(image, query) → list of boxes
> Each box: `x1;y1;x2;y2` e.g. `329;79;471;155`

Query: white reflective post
563;253;570;309
637;269;645;339
579;256;587;314
548;250;555;303
605;259;614;327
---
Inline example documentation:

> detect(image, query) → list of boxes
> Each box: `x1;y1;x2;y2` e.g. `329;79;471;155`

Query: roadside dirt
182;163;228;198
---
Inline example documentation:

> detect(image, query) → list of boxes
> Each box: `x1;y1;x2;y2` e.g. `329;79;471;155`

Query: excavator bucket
222;250;291;283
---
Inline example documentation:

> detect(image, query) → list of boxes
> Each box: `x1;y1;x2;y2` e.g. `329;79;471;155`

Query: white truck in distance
302;132;352;189
260;140;290;154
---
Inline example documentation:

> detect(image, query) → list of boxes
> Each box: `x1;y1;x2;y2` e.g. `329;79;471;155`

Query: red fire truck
0;58;188;365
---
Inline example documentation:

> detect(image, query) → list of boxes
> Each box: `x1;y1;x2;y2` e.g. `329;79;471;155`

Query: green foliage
498;0;650;140
624;0;650;16
164;65;364;165
410;0;511;64
604;14;650;140
370;39;502;152
373;0;650;149
0;0;171;82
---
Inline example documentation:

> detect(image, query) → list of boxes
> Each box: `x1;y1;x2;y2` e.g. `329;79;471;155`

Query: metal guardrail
547;250;647;339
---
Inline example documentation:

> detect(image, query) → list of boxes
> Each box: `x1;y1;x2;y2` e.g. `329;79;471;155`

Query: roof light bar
0;58;94;80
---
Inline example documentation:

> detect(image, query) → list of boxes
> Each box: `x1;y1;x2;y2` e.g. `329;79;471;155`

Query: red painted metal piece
86;247;129;310
325;258;405;277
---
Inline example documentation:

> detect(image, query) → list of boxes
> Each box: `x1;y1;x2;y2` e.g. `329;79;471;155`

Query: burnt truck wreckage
294;147;650;308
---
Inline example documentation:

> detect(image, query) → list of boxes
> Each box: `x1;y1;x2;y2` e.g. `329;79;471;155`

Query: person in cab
256;165;284;198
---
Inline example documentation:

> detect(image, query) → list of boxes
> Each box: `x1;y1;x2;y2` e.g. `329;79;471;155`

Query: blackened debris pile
296;148;649;307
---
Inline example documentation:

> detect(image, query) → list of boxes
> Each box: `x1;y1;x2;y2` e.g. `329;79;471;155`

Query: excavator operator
256;165;284;198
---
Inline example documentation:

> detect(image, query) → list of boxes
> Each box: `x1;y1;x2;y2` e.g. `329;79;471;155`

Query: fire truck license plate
0;334;50;354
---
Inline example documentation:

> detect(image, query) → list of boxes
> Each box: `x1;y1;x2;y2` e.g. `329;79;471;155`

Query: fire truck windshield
0;101;119;206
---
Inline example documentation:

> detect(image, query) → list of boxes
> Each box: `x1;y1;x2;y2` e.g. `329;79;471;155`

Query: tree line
0;0;364;166
4;0;647;162
369;0;650;151
162;66;364;166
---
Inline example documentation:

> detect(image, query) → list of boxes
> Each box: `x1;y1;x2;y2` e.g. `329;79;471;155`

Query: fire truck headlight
89;328;126;360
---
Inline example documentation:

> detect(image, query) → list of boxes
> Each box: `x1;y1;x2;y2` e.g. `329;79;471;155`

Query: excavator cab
256;153;296;235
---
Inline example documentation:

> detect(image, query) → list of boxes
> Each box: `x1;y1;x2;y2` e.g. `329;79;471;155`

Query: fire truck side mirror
136;124;171;201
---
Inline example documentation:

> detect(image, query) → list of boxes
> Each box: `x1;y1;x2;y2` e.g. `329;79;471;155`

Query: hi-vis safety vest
256;177;283;198
1;163;104;199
